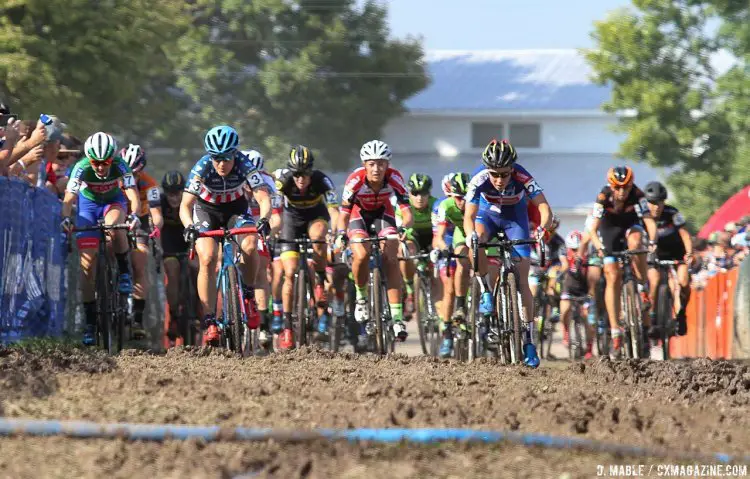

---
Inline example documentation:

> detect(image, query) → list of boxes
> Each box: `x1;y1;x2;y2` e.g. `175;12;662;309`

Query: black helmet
446;172;471;196
481;139;517;169
408;173;432;195
162;170;186;192
288;145;314;173
644;181;667;203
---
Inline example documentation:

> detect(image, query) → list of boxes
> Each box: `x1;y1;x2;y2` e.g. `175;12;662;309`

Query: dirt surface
1;346;749;478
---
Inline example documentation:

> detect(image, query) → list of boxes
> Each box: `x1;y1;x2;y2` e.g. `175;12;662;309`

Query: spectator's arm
8;145;44;177
9;121;46;164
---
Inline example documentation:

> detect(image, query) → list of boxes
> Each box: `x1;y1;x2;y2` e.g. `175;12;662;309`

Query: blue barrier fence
0;177;67;342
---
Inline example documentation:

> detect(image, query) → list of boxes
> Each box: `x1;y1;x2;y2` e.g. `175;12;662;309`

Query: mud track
1;347;748;478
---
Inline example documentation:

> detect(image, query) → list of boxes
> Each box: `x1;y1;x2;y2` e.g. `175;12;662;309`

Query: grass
1;336;84;354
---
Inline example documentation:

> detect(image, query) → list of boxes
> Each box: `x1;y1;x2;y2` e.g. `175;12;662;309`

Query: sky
380;0;631;50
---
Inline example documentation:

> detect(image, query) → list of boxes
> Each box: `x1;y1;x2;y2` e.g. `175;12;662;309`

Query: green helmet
408;173;432;195
445;172;471;197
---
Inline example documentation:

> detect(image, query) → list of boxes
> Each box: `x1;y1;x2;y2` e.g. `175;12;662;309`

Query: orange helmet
607;166;633;188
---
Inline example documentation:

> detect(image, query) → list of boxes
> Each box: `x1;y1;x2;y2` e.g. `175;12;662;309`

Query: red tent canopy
698;185;750;238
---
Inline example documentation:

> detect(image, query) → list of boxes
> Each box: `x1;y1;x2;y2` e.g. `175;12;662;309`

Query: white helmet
241;149;264;171
565;230;583;250
84;132;117;162
441;173;454;196
359;140;392;162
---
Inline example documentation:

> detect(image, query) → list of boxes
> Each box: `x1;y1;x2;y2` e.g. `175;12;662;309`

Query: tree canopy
585;0;750;229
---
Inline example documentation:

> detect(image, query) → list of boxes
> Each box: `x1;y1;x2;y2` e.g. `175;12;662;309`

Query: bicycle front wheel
371;268;386;355
507;272;523;364
294;271;308;347
657;283;672;360
226;267;245;355
622;281;643;359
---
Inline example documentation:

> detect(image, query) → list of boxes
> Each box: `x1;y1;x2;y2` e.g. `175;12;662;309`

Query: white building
334;49;665;236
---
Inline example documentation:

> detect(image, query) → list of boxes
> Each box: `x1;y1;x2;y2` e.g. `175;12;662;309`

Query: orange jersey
133;172;161;217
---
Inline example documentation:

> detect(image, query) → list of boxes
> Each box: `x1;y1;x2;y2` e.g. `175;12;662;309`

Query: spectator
46;134;81;196
0;103;22;175
9;115;64;186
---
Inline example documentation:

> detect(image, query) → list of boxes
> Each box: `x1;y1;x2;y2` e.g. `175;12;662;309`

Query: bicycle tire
622;281;642;359
226;266;244;355
115;292;125;354
345;277;360;352
414;273;429;356
507;272;523;364
535;287;547;359
371;267;385;355
468;278;482;361
294;270;308;347
180;263;197;346
95;255;111;353
657;283;672;360
569;307;584;360
595;278;610;357
493;275;511;364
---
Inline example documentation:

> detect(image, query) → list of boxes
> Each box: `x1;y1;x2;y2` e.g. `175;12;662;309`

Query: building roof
406;49;611;112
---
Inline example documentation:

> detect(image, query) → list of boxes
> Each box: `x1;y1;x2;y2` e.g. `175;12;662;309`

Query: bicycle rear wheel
657;283;672;360
414;273;429;356
417;274;439;357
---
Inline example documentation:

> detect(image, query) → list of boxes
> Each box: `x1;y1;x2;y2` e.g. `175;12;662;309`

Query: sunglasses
90;158;113;167
211;153;235;162
293;171;311;178
488;170;511;179
612;184;631;190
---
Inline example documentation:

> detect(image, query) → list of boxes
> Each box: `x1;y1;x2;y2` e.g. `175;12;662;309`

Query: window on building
509;123;541;148
471;123;504;148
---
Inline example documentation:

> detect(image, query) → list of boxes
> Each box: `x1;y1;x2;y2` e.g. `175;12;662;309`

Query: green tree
172;0;427;171
0;0;188;141
584;0;750;230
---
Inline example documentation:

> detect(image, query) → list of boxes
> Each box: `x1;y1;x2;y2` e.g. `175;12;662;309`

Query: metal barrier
0;178;67;342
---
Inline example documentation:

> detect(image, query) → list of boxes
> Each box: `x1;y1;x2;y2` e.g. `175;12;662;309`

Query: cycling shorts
347;205;397;239
280;204;329;254
192;198;255;234
162;225;188;259
76;191;127;249
407;228;433;253
655;235;685;262
134;214;152;246
600;219;644;264
561;271;588;300
475;208;531;258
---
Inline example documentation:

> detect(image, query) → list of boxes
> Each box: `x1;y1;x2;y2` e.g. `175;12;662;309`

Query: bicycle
69;220;135;355
275;236;328;349
188;226;258;355
591;265;610;357
468;231;543;364
398;249;439;357
565;295;590;360
609;249;649;359
167;252;200;346
349;226;400;356
650;258;684;360
532;264;555;360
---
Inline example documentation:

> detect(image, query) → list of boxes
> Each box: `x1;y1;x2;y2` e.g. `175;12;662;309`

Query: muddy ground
0;346;749;478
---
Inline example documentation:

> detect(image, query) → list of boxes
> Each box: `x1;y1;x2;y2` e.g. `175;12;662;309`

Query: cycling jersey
185;153;267;204
471;163;541;227
561;248;588;300
247;170;281;217
341;166;408;238
466;164;542;257
396;196;437;251
276;169;337;210
654;205;687;260
432;197;466;246
67;157;136;202
547;233;567;265
134;172;161;217
592;184;649;255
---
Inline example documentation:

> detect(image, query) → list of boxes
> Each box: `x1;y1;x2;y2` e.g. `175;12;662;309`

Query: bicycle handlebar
350;234;400;243
610;249;650;257
67;223;134;253
649;259;685;266
188;226;258;260
275;238;328;245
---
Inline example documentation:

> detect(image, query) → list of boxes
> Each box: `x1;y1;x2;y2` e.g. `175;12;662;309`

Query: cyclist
560;230;594;358
431;172;472;358
160;170;196;340
644;181;693;336
277;145;339;350
586;166;658;354
397;173;438;316
60;132;141;346
180;126;272;345
121;144;163;339
241;149;281;348
269;167;288;337
335;139;413;342
464;139;553;368
579;214;605;330
530;215;566;319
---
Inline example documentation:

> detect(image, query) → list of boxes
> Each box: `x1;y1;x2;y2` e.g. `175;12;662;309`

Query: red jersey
340;166;409;213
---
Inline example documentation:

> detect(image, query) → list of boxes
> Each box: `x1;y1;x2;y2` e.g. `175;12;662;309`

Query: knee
198;251;217;270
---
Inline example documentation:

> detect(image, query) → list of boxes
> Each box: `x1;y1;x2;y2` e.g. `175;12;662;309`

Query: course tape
0;417;747;463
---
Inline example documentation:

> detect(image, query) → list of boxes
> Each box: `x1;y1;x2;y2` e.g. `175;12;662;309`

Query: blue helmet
204;126;239;156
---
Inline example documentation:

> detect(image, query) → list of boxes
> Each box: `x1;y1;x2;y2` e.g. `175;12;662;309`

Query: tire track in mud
0;347;748;478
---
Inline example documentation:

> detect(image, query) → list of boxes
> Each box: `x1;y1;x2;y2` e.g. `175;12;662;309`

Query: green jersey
396;196;437;232
432;197;467;246
66;157;136;203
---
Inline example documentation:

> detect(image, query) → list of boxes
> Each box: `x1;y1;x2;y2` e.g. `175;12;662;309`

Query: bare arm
150;207;164;230
531;193;552;230
61;191;77;218
643;216;658;246
124;187;141;218
180;193;197;228
464;202;479;241
253;187;271;221
585;217;604;253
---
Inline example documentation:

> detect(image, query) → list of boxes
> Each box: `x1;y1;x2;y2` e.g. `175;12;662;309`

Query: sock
455;296;466;310
115;253;130;276
405;281;413;295
283;312;293;330
391;303;403;323
133;298;146;325
316;271;326;286
83;301;97;327
355;284;367;300
272;300;282;317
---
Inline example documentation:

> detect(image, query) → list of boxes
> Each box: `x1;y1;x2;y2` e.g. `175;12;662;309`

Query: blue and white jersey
185;152;267;204
465;163;543;219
